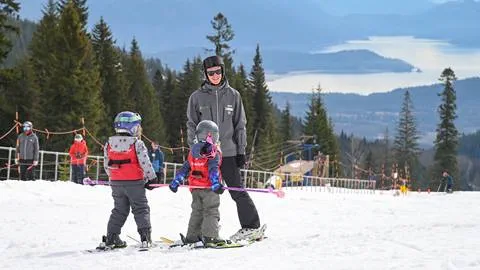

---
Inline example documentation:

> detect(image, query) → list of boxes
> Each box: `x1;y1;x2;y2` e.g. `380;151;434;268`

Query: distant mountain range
271;77;480;145
315;0;437;15
150;47;415;74
18;0;480;53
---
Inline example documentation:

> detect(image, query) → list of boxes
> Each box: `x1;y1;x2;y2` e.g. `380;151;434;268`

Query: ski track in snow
1;180;479;270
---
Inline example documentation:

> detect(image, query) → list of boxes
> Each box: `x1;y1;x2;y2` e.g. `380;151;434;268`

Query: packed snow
1;180;479;270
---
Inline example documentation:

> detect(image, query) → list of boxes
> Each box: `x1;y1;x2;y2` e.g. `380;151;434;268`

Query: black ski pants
220;156;260;229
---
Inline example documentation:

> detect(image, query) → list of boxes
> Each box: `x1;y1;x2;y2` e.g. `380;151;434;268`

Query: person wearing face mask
186;56;264;242
68;134;89;184
15;121;40;181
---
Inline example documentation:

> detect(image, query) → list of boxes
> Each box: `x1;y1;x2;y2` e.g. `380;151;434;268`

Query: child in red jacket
68;134;88;184
169;120;225;246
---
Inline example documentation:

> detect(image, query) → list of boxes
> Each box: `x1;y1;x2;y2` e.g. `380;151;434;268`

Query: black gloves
235;154;246;168
145;178;159;190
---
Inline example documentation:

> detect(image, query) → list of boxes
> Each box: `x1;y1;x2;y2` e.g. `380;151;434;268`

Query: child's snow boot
139;228;152;248
105;232;127;249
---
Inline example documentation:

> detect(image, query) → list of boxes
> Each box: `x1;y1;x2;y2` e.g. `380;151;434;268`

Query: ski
204;241;245;249
86;237;165;253
85;245;122;253
159;230;267;250
161;236;245;249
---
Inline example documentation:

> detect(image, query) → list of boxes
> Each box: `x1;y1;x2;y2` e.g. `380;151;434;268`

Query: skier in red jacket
169;120;225;246
68;134;88;184
97;111;159;250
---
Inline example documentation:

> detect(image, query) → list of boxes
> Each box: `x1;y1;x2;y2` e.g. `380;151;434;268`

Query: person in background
149;142;164;183
442;170;454;193
15;121;39;181
68;134;88;184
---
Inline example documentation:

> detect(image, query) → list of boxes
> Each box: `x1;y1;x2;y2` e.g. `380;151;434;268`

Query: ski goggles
206;69;222;76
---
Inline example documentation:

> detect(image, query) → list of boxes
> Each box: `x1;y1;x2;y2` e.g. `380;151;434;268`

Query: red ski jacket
69;141;88;165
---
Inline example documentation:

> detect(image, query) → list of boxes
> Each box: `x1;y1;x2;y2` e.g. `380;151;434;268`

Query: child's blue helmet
114;111;142;136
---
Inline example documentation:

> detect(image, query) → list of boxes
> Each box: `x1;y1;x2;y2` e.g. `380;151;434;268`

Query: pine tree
206;12;235;82
2;18;37;68
124;38;165;144
433;67;459;189
248;44;280;171
280;102;292;143
393;90;420;187
304;85;334;154
91;17;127;130
57;0;88;29
363;150;375;179
41;1;104;151
159;67;176;142
0;60;39;145
0;0;20;64
152;68;164;101
382;127;392;178
145;57;163;82
234;64;255;147
170;57;203;161
29;0;58;104
303;85;340;177
327;117;341;177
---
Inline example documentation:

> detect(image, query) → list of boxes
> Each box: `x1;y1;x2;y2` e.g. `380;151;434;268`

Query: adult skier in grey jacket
15;121;39;181
186;55;263;241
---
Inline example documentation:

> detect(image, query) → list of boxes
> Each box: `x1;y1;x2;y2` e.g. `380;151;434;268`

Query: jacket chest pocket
199;106;213;121
223;105;234;122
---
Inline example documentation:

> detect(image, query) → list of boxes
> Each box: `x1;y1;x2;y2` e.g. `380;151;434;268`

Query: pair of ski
161;224;267;250
87;242;161;253
86;235;158;253
160;234;244;250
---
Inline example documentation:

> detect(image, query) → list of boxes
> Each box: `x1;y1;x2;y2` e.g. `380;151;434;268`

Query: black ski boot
105;232;127;249
139;228;152;248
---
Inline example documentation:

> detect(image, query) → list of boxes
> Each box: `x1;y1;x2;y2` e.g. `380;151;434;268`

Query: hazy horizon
267;36;480;95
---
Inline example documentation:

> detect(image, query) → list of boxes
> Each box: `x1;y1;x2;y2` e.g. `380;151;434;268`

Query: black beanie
203;55;224;70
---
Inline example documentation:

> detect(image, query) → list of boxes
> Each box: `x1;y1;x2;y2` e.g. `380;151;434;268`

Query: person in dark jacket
442;170;454;193
149;142;164;182
68;134;89;184
99;111;159;250
186;55;263;242
15;121;39;181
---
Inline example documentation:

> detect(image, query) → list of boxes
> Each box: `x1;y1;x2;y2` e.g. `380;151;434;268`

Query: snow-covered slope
1;181;479;270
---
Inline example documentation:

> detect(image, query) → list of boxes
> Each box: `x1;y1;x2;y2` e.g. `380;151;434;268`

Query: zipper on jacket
23;135;27;159
215;89;219;124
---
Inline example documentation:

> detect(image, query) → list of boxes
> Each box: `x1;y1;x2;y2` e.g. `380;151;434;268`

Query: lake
266;36;480;95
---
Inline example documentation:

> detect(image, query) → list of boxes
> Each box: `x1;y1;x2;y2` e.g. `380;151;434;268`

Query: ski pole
148;183;285;198
0;163;18;172
27;164;36;171
224;186;285;198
